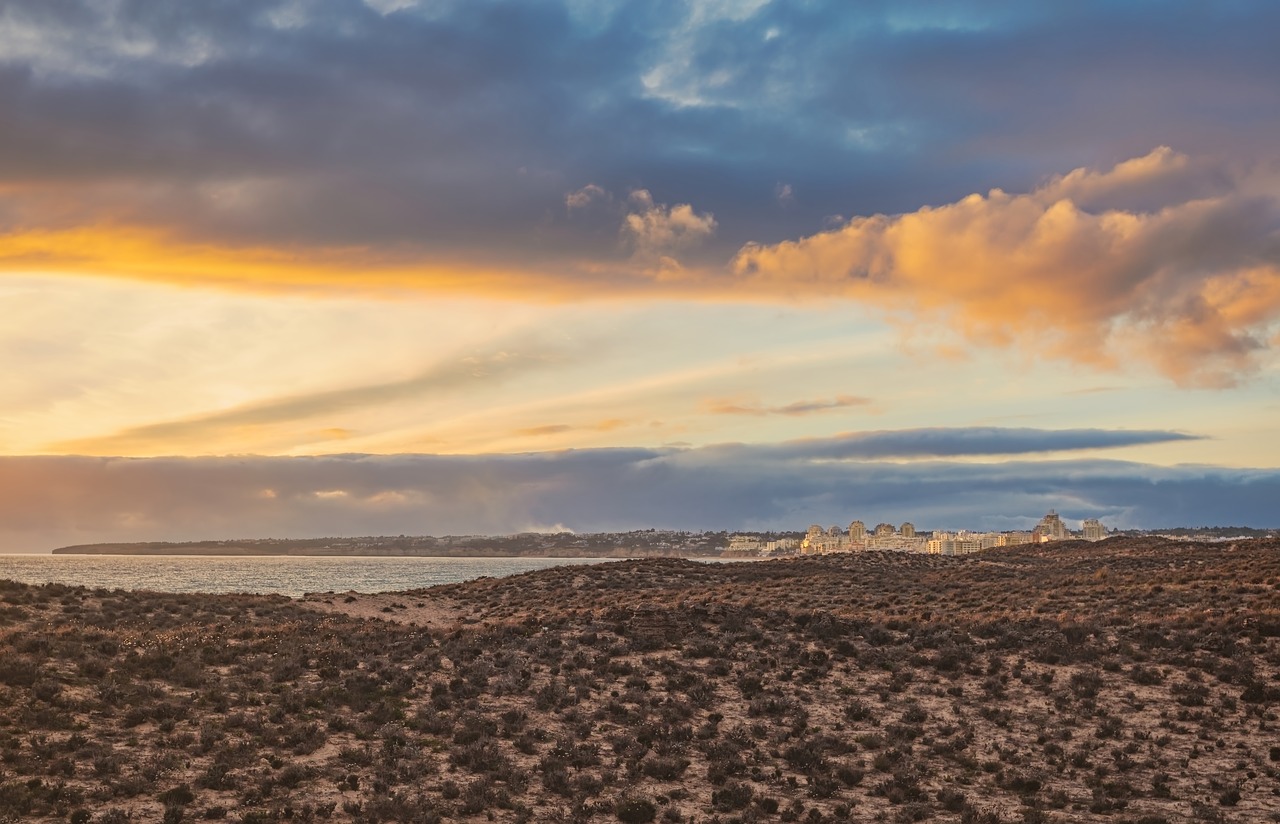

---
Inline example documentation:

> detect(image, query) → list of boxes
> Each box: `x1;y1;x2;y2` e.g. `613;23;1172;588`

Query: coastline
49;546;723;558
4;539;1278;822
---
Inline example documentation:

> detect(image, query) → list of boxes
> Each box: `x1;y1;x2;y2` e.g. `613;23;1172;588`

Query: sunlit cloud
621;189;717;258
6;149;1276;386
514;419;628;438
0;2;1277;392
733;149;1280;386
0;225;606;298
49;339;570;455
705;395;870;417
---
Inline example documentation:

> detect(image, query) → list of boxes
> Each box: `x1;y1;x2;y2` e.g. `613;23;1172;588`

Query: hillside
2;538;1279;822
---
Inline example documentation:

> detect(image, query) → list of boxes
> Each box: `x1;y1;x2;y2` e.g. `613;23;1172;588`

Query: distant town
49;513;1277;558
728;512;1278;558
734;509;1102;558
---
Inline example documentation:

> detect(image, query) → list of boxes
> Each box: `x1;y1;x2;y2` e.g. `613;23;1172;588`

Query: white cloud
565;183;609;211
622;189;717;258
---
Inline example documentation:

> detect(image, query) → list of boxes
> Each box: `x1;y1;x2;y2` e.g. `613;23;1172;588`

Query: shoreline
3;540;1279;822
2;539;1279;822
46;548;724;558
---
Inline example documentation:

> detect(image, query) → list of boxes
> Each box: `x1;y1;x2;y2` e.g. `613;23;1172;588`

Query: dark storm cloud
0;428;1250;552
0;0;658;253
2;0;1278;262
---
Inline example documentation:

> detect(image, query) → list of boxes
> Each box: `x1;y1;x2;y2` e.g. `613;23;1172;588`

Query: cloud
733;149;1280;386
621;189;717;260
0;439;1271;552
515;424;575;437
565;184;609;212
706;395;869;416
729;427;1203;461
0;2;1274;254
363;0;421;15
513;419;626;438
3;1;1273;298
563;183;717;275
51;340;566;454
1;1;1279;388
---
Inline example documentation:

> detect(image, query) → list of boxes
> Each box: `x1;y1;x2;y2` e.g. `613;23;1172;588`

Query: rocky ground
2;537;1279;823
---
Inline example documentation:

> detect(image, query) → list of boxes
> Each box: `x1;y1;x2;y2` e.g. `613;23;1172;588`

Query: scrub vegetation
2;537;1279;823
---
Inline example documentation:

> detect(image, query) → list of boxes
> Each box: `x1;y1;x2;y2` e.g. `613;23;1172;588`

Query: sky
2;0;1279;550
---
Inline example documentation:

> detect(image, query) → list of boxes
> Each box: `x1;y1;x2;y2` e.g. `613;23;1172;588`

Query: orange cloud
4;150;1278;387
47;342;566;456
514;424;574;437
732;148;1280;386
0;224;602;299
705;395;871;416
514;419;628;438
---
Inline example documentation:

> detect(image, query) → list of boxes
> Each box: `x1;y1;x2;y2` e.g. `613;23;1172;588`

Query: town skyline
37;510;1279;559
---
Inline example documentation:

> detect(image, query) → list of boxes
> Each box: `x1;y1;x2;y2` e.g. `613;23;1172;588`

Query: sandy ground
297;589;466;629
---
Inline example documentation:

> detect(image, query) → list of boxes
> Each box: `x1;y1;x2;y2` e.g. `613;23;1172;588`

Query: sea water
0;554;618;598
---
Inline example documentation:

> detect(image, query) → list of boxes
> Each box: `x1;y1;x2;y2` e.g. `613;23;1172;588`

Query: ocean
0;554;620;598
